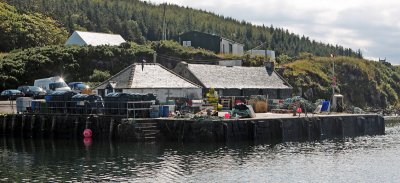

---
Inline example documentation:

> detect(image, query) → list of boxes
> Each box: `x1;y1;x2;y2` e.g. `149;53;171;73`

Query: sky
148;0;400;64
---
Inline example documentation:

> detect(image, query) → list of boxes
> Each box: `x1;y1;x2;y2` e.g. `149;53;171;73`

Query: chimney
264;61;275;75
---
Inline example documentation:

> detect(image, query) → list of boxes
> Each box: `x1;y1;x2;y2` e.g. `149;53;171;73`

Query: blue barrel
31;101;37;111
321;101;330;111
44;95;52;103
159;105;164;117
162;106;169;117
150;110;159;118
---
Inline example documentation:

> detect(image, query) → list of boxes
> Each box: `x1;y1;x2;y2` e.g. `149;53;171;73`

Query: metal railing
23;100;154;118
126;101;153;118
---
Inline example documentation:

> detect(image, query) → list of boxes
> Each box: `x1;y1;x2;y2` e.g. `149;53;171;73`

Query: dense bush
0;2;68;52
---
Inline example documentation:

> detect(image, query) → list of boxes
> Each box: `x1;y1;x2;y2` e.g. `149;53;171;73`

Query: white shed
65;31;126;46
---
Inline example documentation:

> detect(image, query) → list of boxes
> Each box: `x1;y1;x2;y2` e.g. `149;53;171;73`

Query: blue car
68;82;90;93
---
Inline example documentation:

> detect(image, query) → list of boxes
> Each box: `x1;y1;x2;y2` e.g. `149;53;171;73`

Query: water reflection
1;124;400;182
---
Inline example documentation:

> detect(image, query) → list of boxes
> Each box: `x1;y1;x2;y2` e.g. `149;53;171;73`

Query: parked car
68;82;91;94
0;89;25;100
17;86;47;99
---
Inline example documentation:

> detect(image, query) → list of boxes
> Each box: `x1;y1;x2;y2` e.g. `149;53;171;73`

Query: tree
4;0;361;57
0;2;68;52
123;20;145;44
90;69;110;82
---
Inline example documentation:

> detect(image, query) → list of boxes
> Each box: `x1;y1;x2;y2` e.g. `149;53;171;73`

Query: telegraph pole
162;3;167;40
332;61;335;96
331;54;336;112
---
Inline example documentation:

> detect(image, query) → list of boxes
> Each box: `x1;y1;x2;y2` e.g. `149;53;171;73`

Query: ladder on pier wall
135;121;159;141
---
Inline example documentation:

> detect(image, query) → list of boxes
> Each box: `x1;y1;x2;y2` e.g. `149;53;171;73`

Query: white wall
220;39;230;54
233;44;244;55
122;88;202;102
220;39;243;55
65;32;86;46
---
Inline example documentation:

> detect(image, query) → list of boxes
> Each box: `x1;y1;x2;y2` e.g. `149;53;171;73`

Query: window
182;41;191;47
106;88;114;94
229;44;233;54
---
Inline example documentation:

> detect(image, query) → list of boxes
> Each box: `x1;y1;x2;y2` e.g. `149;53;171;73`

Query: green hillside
0;1;398;109
282;56;400;108
0;2;68;52
4;0;360;58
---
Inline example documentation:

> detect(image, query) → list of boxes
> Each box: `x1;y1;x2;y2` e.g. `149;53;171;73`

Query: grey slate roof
95;63;201;89
65;31;126;46
187;64;292;89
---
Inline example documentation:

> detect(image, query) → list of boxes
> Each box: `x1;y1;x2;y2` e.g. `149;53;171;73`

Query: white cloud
147;0;400;63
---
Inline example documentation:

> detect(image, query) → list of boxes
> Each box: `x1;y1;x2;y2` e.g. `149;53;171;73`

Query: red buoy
224;113;231;119
83;129;92;138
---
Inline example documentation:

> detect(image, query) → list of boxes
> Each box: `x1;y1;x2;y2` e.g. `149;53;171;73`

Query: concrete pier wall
0;114;385;143
155;115;384;143
0;115;122;139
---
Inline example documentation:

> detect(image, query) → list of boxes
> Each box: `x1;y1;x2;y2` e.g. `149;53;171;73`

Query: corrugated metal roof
187;64;291;89
66;31;126;46
95;63;200;89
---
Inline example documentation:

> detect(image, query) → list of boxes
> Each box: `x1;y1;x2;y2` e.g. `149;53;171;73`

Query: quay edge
0;114;385;143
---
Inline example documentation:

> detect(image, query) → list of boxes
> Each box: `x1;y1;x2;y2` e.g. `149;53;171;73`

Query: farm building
93;63;202;102
179;31;244;55
65;31;126;46
174;62;292;99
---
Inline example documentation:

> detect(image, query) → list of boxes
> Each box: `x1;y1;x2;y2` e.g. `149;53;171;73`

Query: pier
0;113;385;143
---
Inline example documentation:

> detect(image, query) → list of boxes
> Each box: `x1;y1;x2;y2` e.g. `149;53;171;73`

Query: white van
34;76;71;92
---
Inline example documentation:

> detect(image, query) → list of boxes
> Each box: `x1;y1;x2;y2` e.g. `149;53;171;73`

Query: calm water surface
1;122;400;182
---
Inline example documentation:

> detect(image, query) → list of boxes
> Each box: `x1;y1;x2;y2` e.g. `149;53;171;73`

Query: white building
93;63;202;102
249;50;276;61
65;31;126;46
